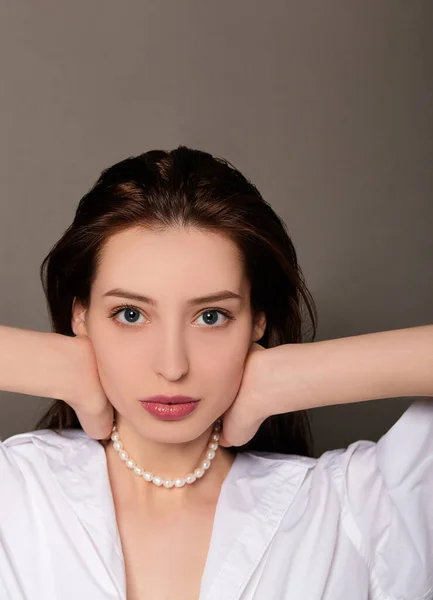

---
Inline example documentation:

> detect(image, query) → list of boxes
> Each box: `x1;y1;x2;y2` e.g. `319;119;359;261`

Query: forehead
94;227;247;294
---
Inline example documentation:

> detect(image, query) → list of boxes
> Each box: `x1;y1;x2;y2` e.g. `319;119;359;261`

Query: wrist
265;341;335;415
48;333;79;401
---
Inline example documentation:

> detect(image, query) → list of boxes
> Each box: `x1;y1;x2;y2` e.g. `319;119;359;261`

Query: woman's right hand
64;335;114;441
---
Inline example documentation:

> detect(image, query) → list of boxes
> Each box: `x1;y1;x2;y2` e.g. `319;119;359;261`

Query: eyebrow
102;288;243;307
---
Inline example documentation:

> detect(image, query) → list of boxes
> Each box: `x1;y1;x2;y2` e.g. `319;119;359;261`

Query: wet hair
35;146;317;457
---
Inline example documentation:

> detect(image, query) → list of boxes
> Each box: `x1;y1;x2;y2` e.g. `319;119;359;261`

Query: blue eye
111;306;145;326
196;309;230;327
108;305;235;329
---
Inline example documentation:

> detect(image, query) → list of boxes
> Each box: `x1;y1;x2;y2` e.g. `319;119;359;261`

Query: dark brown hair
35;146;317;457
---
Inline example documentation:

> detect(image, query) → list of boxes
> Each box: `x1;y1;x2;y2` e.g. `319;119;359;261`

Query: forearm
0;325;73;400
271;325;433;413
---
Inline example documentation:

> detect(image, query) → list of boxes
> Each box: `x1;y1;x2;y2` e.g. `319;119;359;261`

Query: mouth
139;398;200;420
138;395;200;405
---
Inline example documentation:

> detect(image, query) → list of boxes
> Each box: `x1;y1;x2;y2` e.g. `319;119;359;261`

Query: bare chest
116;504;216;600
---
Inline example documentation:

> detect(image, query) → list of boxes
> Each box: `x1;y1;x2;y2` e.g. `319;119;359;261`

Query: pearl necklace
110;419;222;488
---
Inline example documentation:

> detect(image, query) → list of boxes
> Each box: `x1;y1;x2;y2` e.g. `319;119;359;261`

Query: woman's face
72;226;266;444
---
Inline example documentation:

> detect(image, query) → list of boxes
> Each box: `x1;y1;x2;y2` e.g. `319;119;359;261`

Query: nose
153;334;190;382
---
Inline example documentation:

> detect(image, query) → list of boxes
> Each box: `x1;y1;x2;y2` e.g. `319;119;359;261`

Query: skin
71;226;266;510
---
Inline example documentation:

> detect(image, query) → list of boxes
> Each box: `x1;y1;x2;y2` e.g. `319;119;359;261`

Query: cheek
90;348;130;402
204;346;249;402
86;329;141;398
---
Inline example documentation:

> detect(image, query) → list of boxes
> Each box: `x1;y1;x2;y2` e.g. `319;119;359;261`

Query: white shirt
1;398;432;600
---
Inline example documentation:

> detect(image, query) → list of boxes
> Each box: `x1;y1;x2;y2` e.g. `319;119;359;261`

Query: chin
141;418;216;442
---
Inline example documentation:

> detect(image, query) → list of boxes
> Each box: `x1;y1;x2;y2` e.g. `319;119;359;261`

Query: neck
103;416;236;506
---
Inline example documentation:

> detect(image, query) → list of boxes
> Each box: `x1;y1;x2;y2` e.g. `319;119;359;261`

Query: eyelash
107;304;235;329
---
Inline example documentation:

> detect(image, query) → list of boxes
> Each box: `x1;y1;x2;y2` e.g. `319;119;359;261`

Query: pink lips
139;395;200;421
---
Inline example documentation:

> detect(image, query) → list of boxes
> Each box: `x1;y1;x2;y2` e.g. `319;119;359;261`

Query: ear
252;311;266;343
71;297;89;337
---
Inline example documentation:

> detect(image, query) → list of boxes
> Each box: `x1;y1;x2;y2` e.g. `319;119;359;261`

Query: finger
75;402;114;441
218;435;231;448
220;410;264;448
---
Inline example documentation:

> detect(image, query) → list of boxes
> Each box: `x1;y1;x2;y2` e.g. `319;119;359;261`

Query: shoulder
2;427;93;451
1;427;101;471
232;448;341;495
2;427;89;447
0;428;106;511
237;447;344;477
238;450;318;470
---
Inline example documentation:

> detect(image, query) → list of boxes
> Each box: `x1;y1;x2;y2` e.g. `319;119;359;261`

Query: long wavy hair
35;146;318;457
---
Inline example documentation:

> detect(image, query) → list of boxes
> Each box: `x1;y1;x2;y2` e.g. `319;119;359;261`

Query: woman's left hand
218;342;271;448
218;340;319;447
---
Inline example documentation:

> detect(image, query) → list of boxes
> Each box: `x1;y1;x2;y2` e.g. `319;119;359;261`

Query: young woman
0;146;432;600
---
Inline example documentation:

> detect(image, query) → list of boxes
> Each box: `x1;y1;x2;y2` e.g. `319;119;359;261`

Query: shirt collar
23;428;316;600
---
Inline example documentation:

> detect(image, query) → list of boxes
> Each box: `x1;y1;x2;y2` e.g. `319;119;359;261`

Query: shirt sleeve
329;398;433;600
0;438;26;510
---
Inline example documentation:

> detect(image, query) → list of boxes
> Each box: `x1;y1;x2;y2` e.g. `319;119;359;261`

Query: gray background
0;1;432;457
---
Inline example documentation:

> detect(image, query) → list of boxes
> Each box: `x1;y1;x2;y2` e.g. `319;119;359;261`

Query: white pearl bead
143;472;153;482
194;468;205;478
153;476;163;486
119;450;128;461
206;450;216;460
208;442;218;451
113;441;123;451
202;459;211;470
111;432;120;441
126;459;136;469
211;433;220;442
134;466;143;476
185;473;196;484
174;478;186;487
163;479;175;488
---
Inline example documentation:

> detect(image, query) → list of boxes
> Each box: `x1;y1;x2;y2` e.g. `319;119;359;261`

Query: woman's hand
218;341;315;448
218;342;272;447
63;335;114;441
